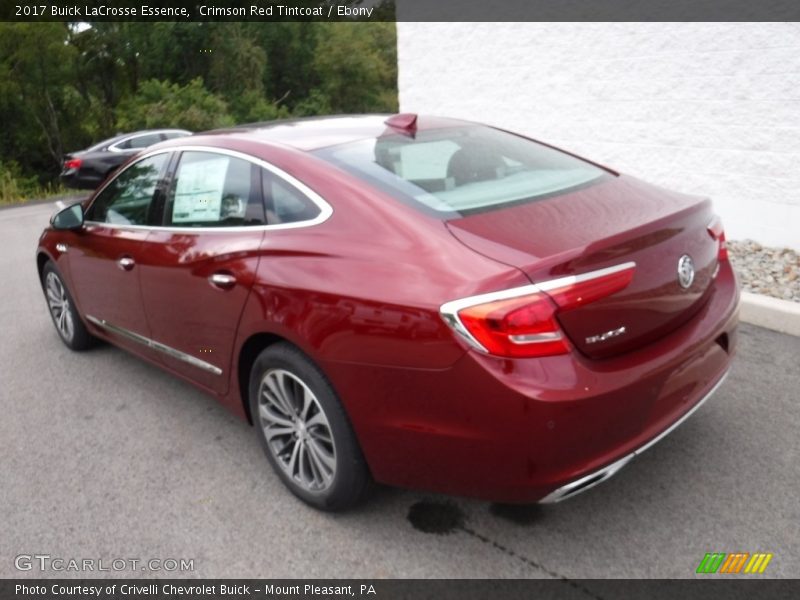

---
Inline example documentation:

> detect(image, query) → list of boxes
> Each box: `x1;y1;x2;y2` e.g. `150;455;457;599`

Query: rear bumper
323;259;740;503
539;368;729;503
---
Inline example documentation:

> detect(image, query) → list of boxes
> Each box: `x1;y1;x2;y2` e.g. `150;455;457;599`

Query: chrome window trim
439;261;637;353
84;145;333;232
107;130;191;153
85;315;222;376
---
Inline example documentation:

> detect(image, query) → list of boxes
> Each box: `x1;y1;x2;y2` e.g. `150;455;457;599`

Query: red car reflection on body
37;115;739;510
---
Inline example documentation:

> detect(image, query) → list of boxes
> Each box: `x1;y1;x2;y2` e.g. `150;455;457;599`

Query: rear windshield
314;125;611;217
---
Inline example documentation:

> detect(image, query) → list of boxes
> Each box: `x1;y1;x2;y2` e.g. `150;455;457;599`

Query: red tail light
441;262;636;358
707;216;728;261
63;158;82;170
542;266;635;309
458;292;568;357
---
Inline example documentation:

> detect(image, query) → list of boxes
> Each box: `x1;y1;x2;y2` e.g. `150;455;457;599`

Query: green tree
310;22;398;114
116;78;234;132
69;23;132;135
0;23;79;171
249;23;320;113
208;24;267;97
0;21;399;196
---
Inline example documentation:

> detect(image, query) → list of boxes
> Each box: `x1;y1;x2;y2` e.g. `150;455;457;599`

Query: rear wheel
42;262;96;351
249;343;369;510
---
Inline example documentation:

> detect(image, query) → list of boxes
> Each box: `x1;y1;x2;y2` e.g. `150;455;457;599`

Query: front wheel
249;343;369;510
41;262;96;351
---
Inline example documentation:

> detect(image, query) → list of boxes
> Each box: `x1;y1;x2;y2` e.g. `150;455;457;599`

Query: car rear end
59;152;86;189
314;117;739;503
438;251;737;503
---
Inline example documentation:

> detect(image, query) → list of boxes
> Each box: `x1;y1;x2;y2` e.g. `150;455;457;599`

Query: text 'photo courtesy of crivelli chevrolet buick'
37;114;739;510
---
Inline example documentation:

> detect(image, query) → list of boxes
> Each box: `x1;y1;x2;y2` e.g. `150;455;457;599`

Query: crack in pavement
407;499;605;599
459;524;606;600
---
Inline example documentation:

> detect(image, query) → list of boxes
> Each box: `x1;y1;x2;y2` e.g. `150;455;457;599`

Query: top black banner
2;0;799;22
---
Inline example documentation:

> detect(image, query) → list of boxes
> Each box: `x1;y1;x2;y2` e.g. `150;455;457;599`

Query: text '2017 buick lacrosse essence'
37;114;739;510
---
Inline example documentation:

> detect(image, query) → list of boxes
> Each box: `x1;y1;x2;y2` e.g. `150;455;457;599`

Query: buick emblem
677;254;695;289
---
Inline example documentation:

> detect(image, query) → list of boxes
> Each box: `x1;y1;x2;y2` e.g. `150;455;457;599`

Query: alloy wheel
45;272;74;343
258;368;337;493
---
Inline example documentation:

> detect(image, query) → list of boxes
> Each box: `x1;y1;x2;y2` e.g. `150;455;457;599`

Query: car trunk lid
445;175;720;358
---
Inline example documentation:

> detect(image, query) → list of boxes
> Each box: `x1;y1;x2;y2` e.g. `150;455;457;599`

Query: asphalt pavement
1;200;798;579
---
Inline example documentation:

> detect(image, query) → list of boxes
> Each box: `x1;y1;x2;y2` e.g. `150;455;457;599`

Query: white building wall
397;23;800;249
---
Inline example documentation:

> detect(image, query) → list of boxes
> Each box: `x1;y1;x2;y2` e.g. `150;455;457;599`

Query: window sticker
172;156;230;223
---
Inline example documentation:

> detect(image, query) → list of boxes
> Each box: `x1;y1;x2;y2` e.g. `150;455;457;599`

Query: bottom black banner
2;579;798;600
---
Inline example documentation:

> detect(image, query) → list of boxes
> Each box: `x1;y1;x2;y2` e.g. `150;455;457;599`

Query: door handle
117;256;135;271
209;272;236;289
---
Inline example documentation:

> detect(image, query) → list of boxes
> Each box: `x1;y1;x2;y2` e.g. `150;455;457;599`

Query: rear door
68;152;171;356
137;150;268;394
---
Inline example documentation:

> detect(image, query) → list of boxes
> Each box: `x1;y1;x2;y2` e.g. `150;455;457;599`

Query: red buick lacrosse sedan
37;115;739;509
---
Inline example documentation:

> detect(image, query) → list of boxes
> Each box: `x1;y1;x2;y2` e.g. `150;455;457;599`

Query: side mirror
51;203;84;231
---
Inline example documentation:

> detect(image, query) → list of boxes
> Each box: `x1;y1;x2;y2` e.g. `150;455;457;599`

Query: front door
68;153;171;355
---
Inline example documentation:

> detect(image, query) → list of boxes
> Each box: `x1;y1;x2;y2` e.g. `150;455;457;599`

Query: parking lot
1;200;798;579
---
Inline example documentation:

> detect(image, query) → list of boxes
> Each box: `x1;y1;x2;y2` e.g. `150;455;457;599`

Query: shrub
116;78;235;132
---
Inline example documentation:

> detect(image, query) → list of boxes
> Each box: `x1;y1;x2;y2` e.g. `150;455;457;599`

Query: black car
60;129;191;189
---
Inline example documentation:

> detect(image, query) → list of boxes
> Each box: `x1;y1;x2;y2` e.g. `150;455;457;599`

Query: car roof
203;114;472;151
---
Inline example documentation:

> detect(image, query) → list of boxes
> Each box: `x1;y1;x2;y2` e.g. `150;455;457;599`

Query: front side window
315;125;611;217
86;153;169;225
165;151;265;227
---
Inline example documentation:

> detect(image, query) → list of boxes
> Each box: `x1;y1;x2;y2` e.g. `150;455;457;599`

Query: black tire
249;343;370;510
41;261;97;351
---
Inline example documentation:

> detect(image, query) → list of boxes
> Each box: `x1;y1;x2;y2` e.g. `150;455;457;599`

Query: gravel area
728;239;800;303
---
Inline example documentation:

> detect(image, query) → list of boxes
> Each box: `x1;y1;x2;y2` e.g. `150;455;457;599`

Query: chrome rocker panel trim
85;315;223;376
539;369;730;504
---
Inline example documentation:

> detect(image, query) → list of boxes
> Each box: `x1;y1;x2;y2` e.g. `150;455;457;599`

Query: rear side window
116;133;163;150
261;170;321;225
163;131;190;140
165;151;266;227
315;125;610;217
86;153;169;225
